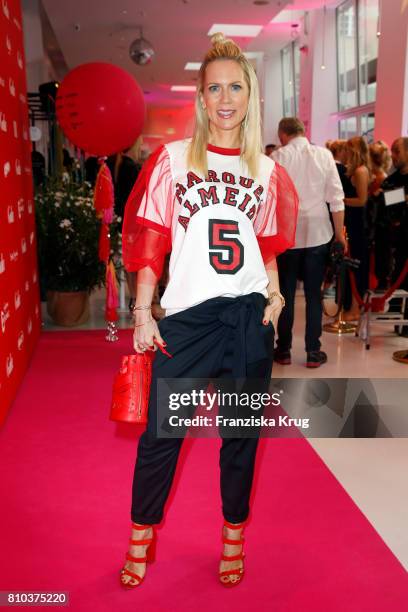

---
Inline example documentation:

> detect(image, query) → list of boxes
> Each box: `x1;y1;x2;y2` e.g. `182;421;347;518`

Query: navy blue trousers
131;293;274;525
276;242;329;353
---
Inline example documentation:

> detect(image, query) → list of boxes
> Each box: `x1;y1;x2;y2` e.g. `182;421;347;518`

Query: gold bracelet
132;304;152;312
267;291;285;308
134;320;153;328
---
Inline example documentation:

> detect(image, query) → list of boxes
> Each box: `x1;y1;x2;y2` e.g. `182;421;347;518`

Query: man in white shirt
271;117;346;367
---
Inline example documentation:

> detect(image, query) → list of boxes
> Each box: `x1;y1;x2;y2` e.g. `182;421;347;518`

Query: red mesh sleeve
122;145;174;280
254;161;299;265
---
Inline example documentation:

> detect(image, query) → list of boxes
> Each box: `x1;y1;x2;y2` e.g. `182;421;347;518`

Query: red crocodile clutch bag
110;341;172;424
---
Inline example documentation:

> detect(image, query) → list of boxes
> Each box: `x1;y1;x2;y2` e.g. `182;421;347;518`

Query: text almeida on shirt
175;170;265;230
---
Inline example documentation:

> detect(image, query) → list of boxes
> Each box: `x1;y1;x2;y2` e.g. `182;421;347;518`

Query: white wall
309;8;339;145
21;0;49;91
261;7;340;148
262;51;284;147
375;0;408;142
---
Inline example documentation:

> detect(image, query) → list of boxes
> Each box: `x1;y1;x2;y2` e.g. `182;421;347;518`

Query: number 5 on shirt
208;219;244;274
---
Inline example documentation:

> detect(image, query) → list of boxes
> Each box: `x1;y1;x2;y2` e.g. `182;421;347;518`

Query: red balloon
56;62;145;156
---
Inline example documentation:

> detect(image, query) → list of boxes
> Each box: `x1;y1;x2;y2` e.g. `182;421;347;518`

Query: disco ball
129;37;155;65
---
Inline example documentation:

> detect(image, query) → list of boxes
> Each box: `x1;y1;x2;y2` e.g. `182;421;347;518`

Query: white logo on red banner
17;331;24;350
4;161;11;177
9;250;18;262
17;51;23;69
0;112;7;132
25;280;29;292
14;291;21;310
17;198;24;217
27;318;32;334
15;159;21;175
6;354;14;378
2;0;10;19
1;303;10;333
29;231;34;244
13;120;17;138
9;78;15;96
0;253;5;274
21;238;26;254
7;204;14;223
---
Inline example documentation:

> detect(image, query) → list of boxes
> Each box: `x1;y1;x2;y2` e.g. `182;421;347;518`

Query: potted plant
35;176;121;327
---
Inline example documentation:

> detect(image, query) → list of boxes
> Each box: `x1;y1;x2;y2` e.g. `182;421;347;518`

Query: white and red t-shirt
123;139;298;316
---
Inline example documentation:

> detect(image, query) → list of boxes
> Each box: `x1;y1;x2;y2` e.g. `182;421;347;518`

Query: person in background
328;139;353;195
114;137;143;312
272;117;345;368
368;140;392;290
265;143;277;156
369;140;391;196
375;138;408;325
342;137;371;321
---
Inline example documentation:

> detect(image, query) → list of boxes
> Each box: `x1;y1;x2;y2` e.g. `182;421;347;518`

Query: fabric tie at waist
217;293;269;377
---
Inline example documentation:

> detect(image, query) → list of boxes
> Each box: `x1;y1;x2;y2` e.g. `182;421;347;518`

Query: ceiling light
208;24;263;37
244;51;262;59
184;62;202;70
171;85;196;92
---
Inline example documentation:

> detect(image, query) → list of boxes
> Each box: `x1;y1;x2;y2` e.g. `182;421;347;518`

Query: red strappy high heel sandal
120;523;156;589
219;521;245;587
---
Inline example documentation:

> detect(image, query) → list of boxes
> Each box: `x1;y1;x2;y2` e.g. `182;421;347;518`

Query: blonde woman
120;33;298;588
328;139;354;196
343;136;372;320
369;140;391;196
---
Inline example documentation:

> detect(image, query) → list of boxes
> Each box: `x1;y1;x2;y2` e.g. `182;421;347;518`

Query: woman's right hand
133;312;166;353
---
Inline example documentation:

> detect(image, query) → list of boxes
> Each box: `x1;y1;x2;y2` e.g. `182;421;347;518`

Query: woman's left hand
262;297;283;332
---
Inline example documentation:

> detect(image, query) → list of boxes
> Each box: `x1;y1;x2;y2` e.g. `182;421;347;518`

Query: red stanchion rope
349;260;408;312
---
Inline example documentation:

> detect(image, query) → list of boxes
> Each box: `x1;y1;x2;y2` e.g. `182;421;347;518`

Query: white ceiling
41;0;340;108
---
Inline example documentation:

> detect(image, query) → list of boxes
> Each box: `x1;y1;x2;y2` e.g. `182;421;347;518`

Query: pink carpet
0;329;407;612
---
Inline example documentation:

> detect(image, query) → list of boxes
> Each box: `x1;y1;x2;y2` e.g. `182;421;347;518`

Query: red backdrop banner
0;0;41;424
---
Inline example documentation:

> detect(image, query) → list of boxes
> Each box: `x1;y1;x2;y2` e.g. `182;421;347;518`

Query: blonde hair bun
211;32;227;46
210;32;242;56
